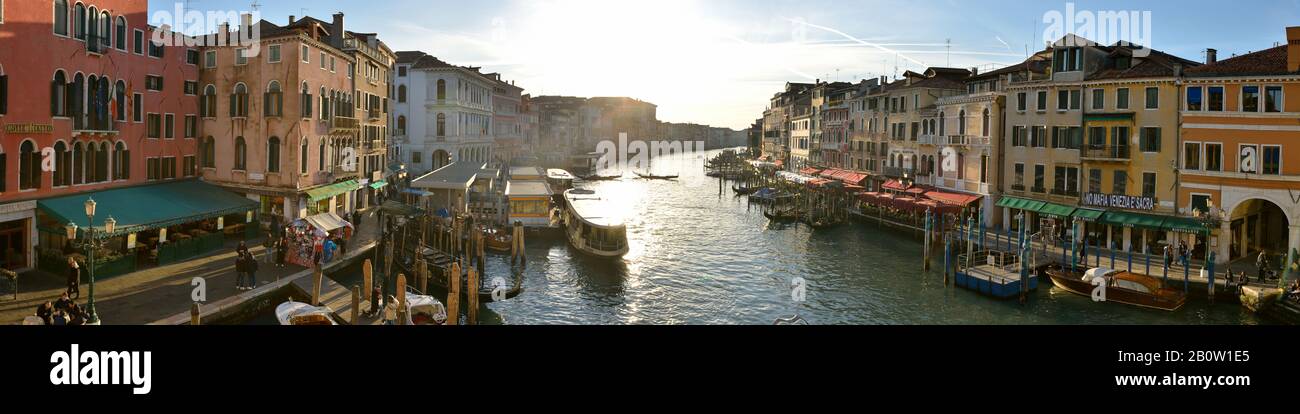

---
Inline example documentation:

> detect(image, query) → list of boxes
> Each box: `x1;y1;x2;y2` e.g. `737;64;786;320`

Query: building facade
393;51;496;175
0;0;199;271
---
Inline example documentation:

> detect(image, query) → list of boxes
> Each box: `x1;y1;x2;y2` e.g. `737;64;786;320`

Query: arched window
72;142;84;185
115;16;127;50
201;137;215;168
52;71;67;117
300;82;312;118
982;109;991;137
398;85;407;103
231;83;249;117
20;141;40;190
74;3;86;40
234;137;247;170
71;73;84;125
55;1;70;37
96;141;108;182
267;136;281;173
436;79;446;100
300;139;309;174
113;141;128;180
201;85;217;117
958;110;967;135
436;113;446;137
397;115;406;132
83;139;96;183
938;113;945;136
114;80;126;122
265;81;283;117
53;142;69;187
87;7;98;44
319;86;327;119
99;11;111;48
318;140;326;171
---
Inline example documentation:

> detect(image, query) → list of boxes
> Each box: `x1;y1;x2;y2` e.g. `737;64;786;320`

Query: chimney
1288;26;1300;73
970;67;979;76
331;13;345;48
1206;48;1217;64
289;15;296;25
241;13;252;33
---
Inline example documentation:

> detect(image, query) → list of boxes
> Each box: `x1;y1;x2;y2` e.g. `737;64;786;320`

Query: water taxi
275;301;337;326
1045;266;1187;311
562;189;630;258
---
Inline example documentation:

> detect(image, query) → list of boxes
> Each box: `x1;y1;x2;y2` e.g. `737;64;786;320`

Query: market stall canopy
38;180;258;237
305;212;351;232
1163;215;1210;234
369;180;389;190
1036;202;1076;218
923;190;982;207
307;180;360;202
400;188;434;197
799;167;824;176
777;171;813;185
996;196;1047;212
1072;208;1106;222
818;168;869;186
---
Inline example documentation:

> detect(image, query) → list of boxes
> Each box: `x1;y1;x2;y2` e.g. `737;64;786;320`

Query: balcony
1081;146;1131;161
330;116;361;135
71;113;119;135
947;135;991;147
918;134;939;146
935;177;990;195
367;109;381;121
1031;186;1047;194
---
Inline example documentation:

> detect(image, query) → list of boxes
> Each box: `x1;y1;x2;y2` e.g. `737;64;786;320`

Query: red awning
905;186;928;195
799;167;824;176
819;168;869;186
924;190;983;207
807;178;834;187
882;180;906;191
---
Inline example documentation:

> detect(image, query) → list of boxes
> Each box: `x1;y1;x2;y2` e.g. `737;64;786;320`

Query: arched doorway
1228;198;1289;261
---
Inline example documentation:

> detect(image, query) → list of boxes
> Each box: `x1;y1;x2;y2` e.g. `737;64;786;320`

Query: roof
37;180;258;237
505;180;552;197
411;162;488;190
510;166;546;178
1185;45;1297;77
564;189;625;228
1089;47;1201;80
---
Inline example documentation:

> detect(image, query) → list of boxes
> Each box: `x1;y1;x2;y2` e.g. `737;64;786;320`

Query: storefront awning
369;180;389;190
1099;211;1166;229
304;212;351;232
924;190;982;207
1163;216;1210;234
307;180;360;202
37;180;258;237
996;196;1047;212
1037;202;1076;218
799;167;824;176
818;168;869;186
1072;208;1106;222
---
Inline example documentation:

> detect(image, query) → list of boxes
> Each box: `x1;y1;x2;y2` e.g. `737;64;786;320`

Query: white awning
305;212;351;232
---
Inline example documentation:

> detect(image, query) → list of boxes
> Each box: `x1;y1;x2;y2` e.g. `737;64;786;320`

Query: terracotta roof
1185;45;1297;77
1089;47;1200;80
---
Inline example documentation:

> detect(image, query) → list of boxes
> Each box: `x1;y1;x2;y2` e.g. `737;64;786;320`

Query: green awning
1072;208;1106;222
307;180;359;202
1037;202;1077;218
369;180;389;190
37;180;258;237
1099;211;1166;229
1163;216;1210;234
996;196;1047;212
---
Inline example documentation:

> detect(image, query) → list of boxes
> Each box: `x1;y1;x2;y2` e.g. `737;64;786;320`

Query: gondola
275;301;337;325
763;206;799;222
579;173;622;181
635;172;678;180
484;229;512;253
397;248;525;302
732;185;760;195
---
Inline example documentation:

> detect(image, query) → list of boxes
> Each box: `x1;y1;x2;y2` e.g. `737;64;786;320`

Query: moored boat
635;171;678;180
275;301;337;325
562;189;629;258
404;291;449;326
1045;266;1187;311
546;169;575;192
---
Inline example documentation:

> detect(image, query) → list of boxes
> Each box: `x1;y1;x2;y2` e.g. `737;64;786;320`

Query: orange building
1180;27;1300;265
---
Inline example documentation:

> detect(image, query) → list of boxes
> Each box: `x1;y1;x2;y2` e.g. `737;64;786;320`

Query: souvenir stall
283;213;353;267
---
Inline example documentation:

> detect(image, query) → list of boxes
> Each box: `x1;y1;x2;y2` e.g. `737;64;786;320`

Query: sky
152;0;1300;129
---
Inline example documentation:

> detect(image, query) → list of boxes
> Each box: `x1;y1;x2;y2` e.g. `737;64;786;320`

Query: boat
404;291;449;326
635;171;679;180
275;301;337;325
546;169;575;192
1045;266;1187;311
485;229;513;253
732;185;760;195
803;216;843;229
562;189;630;258
579;173;622;181
397;248;526;302
954;251;1039;299
763;206;798;222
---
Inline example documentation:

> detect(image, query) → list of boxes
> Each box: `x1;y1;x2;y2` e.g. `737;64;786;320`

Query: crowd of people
33;292;91;325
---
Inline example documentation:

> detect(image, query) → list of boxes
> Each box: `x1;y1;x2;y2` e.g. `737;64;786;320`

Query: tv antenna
250;1;262;11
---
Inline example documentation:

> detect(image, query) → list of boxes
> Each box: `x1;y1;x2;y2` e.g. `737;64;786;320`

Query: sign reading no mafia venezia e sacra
1082;192;1156;211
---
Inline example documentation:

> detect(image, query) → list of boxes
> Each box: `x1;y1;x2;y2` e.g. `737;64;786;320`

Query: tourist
54;292;74;312
67;304;85;326
276;237;288;268
369;284;382;318
323;237;337;264
51;309;68;326
35;301;54;325
1178;241;1190;268
66;257;81;300
1257;250;1269;283
337;235;348;256
237;241;249;257
379;295;395;325
1163;245;1173;270
246;251;259;290
235;252;248;290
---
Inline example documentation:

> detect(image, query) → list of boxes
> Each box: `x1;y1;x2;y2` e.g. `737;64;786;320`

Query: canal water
334;149;1261;325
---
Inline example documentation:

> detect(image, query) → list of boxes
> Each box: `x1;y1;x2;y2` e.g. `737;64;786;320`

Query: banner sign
1082;192;1155;211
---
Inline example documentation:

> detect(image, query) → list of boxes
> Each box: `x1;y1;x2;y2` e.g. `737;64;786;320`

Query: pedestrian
1079;238;1088;264
68;304;85;326
246;251;259;290
35;301;54;325
52;309;68;326
382;295;398;325
1163;245;1173;270
237;241;248;257
369;284;382;317
276;237;288;268
337;235;348;256
54;292;74;311
1178;240;1190;267
235;252;248;290
323;237;337;263
66;257;81;300
1257;250;1269;283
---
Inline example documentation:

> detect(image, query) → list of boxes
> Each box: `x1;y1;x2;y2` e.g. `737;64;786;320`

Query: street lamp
64;197;114;325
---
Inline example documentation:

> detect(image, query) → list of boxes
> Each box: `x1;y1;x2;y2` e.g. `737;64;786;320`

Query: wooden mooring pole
351;285;361;325
467;266;480;325
447;261;461;325
190;302;201;326
396;274;408;325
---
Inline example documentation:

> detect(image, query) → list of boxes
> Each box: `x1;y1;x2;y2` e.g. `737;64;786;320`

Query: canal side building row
757;27;1300;268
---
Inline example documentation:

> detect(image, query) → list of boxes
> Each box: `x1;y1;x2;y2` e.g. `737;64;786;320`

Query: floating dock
954;251;1040;299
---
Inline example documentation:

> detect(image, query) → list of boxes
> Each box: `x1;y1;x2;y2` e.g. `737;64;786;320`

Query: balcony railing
947;135;992;146
918;134;939;146
330;116;360;134
1011;184;1026;192
1031;186;1047;194
1081;146;1131;161
368;109;381;121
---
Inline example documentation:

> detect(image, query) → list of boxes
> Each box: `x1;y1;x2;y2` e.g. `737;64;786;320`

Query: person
382;295;398;325
276;236;288;268
66;257;81;300
337;235;348;256
1179;241;1190;268
369;284;382;317
245;251;259;290
236;241;249;257
1238;271;1249;288
1257;250;1269;283
234;252;248;290
35;301;54;325
51;309;68;326
54;292;74;312
1163;245;1173;270
1079;238;1088;264
323;237;337;264
67;304;85;326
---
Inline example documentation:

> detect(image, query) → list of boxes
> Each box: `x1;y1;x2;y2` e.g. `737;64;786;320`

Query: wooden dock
289;273;382;325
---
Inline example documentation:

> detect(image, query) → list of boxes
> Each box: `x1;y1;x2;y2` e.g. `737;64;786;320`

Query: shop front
0;201;38;272
35;180;259;279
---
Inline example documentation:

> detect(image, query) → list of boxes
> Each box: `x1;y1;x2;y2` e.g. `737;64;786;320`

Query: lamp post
64;197;115;326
